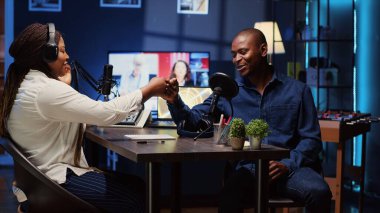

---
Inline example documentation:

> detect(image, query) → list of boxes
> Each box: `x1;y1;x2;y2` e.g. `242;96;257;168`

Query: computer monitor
108;51;210;111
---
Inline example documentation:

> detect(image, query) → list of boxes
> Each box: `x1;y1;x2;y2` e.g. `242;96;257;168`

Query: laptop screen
157;87;213;120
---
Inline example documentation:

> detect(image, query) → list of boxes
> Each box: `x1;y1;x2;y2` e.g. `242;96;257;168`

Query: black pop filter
209;72;239;100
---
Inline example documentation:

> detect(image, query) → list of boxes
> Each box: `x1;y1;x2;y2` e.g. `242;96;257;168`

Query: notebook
147;87;213;128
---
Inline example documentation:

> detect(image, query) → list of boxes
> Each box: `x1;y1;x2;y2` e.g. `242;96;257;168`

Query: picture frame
29;0;62;12
177;0;209;15
100;0;142;8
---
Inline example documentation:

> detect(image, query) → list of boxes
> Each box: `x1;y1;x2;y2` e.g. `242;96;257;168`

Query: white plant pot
249;136;262;150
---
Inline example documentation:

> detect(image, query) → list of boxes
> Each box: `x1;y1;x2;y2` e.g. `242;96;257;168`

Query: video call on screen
108;51;211;113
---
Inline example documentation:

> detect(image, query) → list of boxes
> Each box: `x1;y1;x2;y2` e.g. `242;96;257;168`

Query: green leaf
228;118;246;139
245;119;270;138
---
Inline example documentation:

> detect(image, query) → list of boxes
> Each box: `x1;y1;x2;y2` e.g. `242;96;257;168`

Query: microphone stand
193;120;213;141
193;88;223;141
70;60;106;100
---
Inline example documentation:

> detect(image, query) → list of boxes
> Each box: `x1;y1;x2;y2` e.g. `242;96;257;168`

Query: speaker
42;23;58;63
177;119;214;138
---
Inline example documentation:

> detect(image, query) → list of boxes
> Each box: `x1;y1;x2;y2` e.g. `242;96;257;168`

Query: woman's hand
58;64;72;85
140;77;168;102
163;78;179;104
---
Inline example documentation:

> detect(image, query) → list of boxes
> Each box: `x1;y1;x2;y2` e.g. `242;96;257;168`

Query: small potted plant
228;118;246;150
245;119;270;150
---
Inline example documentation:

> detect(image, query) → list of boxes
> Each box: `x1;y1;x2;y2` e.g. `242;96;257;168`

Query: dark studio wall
14;0;269;97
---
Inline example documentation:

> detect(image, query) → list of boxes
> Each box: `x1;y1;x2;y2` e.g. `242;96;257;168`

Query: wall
13;0;268;97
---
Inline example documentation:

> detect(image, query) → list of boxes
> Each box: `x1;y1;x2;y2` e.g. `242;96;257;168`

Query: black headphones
177;115;214;139
42;23;58;63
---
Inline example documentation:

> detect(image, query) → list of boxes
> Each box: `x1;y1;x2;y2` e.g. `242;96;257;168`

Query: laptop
147;87;213;128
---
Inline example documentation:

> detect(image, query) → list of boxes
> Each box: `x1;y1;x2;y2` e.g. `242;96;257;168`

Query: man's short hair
235;28;267;47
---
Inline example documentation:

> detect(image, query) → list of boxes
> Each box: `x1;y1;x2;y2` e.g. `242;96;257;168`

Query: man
166;28;332;212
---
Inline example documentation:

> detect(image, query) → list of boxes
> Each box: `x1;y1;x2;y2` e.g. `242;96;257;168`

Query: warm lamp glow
254;21;285;54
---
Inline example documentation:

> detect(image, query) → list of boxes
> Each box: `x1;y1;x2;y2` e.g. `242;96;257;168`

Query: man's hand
269;161;289;183
162;78;179;104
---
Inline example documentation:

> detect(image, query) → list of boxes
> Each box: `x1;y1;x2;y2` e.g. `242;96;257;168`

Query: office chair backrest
0;137;100;213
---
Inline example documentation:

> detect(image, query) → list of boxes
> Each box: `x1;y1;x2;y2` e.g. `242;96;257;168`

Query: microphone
208;72;239;116
193;72;239;140
101;64;113;96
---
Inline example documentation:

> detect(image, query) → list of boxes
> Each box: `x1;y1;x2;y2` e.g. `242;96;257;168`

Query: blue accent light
357;0;371;116
356;0;373;167
305;2;309;68
353;0;360;167
353;1;357;112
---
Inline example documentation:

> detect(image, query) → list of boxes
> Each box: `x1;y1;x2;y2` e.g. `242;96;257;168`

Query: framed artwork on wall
29;0;62;12
100;0;141;8
177;0;209;15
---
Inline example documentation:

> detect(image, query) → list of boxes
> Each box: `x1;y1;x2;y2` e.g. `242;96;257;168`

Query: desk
85;126;289;213
320;120;371;213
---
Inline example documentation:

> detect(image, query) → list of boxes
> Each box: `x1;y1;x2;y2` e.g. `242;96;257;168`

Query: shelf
275;39;353;43
272;0;355;112
318;85;353;89
273;0;308;2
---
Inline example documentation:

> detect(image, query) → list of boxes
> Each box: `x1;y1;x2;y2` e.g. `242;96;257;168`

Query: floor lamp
254;21;285;64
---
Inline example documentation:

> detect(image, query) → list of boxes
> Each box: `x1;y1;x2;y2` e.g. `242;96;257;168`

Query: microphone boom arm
71;60;101;93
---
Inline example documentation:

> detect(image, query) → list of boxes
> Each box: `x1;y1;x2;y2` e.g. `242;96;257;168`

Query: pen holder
216;123;231;145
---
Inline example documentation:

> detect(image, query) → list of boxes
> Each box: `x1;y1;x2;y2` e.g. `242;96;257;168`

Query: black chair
0;137;100;213
268;197;305;213
223;162;305;213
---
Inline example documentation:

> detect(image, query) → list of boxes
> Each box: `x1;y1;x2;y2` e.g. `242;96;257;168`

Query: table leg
171;162;181;212
256;159;269;213
146;162;160;213
359;133;367;213
335;141;345;213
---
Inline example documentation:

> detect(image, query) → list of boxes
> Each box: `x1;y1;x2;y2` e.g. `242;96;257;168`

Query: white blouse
7;70;143;184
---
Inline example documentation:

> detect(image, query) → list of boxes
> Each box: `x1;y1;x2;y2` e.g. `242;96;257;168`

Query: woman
170;60;193;87
0;23;176;212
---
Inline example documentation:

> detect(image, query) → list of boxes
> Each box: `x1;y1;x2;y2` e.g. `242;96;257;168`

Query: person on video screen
121;54;150;94
170;60;194;87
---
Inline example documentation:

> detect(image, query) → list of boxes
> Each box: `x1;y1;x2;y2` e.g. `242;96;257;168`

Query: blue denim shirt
168;72;322;174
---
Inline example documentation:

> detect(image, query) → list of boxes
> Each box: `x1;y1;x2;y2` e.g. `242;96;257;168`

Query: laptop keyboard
147;120;177;128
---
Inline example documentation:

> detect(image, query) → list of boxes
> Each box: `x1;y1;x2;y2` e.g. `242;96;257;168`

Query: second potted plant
228;118;246;150
245;119;270;150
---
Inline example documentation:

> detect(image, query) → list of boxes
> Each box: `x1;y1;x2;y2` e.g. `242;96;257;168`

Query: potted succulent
228;118;246;150
245;119;270;150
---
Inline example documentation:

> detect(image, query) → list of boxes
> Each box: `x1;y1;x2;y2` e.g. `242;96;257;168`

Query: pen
218;114;224;127
136;140;165;144
225;116;232;125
